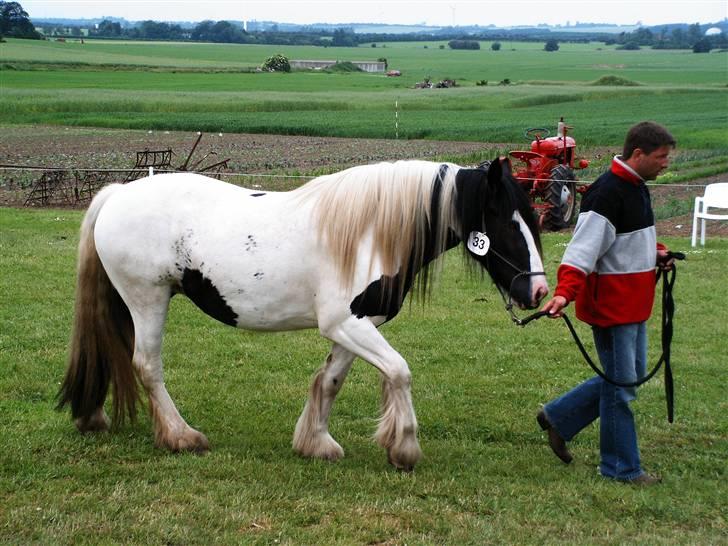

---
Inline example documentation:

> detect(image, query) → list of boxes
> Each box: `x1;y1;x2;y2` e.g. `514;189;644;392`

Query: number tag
467;231;490;256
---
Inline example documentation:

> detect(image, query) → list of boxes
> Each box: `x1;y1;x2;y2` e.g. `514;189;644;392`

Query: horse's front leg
293;343;355;461
321;316;421;471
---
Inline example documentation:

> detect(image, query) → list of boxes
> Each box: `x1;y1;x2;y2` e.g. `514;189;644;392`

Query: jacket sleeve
554;264;586;302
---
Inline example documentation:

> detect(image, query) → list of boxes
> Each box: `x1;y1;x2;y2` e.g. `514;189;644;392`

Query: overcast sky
22;0;727;27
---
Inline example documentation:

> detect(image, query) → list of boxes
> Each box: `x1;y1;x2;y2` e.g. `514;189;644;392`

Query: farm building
290;60;386;73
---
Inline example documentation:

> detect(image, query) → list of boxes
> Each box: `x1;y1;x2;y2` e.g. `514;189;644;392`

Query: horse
57;157;548;471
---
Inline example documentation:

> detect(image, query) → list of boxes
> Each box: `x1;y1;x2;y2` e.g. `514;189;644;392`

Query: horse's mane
294;160;458;293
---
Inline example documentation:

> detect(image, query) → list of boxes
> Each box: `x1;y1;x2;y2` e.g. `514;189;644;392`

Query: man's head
623;121;676;181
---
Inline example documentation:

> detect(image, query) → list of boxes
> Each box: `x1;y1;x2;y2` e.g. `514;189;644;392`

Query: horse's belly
229;299;318;331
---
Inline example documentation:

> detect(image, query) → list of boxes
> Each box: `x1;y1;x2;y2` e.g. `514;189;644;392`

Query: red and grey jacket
554;156;665;327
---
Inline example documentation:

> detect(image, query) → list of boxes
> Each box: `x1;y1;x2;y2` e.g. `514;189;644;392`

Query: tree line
607;23;727;52
4;0;726;53
31;17;362;47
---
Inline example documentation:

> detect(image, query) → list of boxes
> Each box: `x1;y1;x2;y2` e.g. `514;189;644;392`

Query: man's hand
541;295;568;318
657;248;675;271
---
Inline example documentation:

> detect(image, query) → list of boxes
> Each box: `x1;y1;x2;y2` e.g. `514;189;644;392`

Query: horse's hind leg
293;343;355;460
76;408;111;432
127;288;209;453
321;316;421;471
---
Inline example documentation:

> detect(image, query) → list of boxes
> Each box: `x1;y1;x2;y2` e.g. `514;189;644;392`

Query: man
537;121;676;486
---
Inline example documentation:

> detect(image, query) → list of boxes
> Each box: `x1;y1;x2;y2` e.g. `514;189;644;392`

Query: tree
332;28;357;47
692;38;712;53
670;27;685;47
687;23;702;46
191;20;214;41
632;27;654;45
544;39;559;52
448;39;480;50
617;41;641;50
0;1;41;39
491;41;501;51
136;20;184;40
210;20;245;43
262;54;290;72
96;19;122;37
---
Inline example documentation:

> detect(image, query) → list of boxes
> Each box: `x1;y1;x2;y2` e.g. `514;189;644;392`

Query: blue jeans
544;322;648;480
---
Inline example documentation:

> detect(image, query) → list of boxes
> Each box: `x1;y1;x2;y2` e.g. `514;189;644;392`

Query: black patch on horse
181;268;238;326
250;193;266;197
350;275;403;320
349;164;459;321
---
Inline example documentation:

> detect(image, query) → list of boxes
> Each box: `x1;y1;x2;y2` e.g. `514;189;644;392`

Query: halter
485;245;548;326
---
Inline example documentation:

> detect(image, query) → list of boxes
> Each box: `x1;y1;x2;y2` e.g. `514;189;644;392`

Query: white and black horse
58;158;548;471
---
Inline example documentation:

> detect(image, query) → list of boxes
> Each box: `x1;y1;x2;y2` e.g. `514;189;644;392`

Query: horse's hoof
386;439;421;472
387;454;417;473
294;434;344;461
158;428;210;454
178;431;210;454
74;410;110;433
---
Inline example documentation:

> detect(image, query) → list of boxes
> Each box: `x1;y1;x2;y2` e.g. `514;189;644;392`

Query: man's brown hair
623;121;676;159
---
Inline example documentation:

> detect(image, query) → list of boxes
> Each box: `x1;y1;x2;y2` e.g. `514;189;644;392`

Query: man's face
632;145;673;181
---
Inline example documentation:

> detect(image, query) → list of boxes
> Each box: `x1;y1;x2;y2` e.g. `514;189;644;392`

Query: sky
22;0;727;27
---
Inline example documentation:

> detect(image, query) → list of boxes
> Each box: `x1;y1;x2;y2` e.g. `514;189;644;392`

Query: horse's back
101;173;276;217
95;173;293;242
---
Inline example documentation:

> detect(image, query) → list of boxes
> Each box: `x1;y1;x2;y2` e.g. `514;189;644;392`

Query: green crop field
1;208;726;544
2;38;726;84
1;38;727;149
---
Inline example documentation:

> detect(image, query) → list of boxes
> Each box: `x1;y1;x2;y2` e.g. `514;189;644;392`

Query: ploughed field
1;125;726;239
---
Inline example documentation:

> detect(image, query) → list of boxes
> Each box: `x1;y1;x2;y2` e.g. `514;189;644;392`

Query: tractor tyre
543;165;577;231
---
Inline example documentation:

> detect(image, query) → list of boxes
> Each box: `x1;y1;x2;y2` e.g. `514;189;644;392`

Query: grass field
1;207;726;544
3;38;727;84
1;38;727;149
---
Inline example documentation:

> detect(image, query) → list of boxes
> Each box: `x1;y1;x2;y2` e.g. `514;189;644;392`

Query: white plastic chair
691;183;728;246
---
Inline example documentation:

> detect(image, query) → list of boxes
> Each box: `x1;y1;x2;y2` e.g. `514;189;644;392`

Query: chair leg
691;214;698;247
701;218;706;246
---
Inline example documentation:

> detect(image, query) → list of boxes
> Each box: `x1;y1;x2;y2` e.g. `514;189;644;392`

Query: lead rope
515;252;684;423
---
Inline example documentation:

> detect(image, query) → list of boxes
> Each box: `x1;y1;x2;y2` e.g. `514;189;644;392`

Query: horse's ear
484;157;505;209
486;156;503;187
501;156;513;178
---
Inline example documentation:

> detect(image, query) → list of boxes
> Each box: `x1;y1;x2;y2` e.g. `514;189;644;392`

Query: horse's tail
57;184;140;428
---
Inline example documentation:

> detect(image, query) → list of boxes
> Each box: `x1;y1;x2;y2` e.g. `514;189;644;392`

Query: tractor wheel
543;165;577;230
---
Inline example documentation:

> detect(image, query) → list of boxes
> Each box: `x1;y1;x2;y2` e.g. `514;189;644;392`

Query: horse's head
455;158;549;309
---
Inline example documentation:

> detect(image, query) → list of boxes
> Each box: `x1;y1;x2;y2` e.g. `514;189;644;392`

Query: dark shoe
537;410;573;464
620;473;662;486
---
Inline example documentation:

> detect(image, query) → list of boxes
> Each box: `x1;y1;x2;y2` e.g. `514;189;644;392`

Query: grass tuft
590;75;641;86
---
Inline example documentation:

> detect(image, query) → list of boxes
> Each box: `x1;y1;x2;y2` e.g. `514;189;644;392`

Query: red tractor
508;118;589;230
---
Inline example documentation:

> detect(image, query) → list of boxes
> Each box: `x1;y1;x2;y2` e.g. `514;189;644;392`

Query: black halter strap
486;246;548;326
